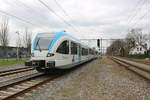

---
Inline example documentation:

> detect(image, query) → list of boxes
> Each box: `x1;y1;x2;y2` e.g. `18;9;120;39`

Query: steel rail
113;57;150;72
110;56;150;80
2;76;59;100
0;73;44;90
0;66;34;73
0;72;46;100
0;58;96;99
0;67;35;77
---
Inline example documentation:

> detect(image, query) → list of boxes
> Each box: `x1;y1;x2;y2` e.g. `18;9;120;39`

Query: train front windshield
34;37;53;50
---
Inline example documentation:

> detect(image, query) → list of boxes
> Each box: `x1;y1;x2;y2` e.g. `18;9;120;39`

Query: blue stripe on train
48;31;66;52
48;31;79;52
31;31;80;62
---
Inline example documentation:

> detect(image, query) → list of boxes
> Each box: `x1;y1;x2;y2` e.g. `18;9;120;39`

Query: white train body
30;31;98;72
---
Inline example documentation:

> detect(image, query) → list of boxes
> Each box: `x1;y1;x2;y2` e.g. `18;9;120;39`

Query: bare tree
126;28;146;46
106;39;126;56
146;32;150;56
23;27;32;56
146;32;150;41
0;17;9;58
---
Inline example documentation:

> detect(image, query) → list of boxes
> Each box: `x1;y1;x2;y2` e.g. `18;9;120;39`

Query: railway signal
97;39;100;48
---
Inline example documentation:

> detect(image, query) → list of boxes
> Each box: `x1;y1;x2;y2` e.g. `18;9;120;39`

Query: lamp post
16;31;20;60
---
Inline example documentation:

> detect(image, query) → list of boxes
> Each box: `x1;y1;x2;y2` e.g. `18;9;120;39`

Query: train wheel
36;67;44;72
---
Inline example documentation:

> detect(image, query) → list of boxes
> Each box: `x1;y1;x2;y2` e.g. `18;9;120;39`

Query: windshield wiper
36;38;42;52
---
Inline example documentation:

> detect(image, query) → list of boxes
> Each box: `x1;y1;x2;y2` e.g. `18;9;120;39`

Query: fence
0;46;29;59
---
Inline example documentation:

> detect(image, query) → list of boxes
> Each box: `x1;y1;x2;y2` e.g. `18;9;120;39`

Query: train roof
37;31;75;39
36;31;96;50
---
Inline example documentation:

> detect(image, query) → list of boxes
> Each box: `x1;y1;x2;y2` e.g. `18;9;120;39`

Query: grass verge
0;58;29;67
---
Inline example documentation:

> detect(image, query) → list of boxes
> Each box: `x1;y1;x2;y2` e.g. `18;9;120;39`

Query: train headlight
47;53;54;57
31;53;34;57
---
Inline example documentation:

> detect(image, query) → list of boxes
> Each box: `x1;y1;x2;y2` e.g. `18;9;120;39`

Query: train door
78;44;81;61
55;40;70;66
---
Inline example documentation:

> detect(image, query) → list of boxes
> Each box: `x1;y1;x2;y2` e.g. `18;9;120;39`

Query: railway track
0;67;35;77
110;56;150;80
0;59;96;100
0;72;60;100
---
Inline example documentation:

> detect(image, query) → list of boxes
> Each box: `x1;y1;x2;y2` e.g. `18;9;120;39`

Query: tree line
106;28;150;57
0;16;32;58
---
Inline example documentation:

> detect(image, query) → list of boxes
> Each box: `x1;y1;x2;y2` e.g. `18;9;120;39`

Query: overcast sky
0;0;150;47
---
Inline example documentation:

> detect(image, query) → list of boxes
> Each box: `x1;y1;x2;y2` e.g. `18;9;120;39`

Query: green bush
126;54;150;59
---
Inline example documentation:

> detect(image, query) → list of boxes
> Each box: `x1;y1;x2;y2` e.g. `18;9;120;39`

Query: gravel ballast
22;57;150;100
0;70;37;83
0;65;31;72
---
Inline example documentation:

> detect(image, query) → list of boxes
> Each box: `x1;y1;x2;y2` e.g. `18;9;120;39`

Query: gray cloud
0;0;150;46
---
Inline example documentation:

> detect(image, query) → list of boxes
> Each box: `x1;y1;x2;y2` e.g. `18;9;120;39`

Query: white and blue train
26;31;99;72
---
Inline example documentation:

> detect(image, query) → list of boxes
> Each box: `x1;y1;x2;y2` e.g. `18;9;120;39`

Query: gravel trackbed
22;57;150;100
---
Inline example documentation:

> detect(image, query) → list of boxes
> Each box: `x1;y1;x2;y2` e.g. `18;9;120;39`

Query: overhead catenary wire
123;0;147;33
14;0;58;28
54;0;96;37
127;0;145;25
53;0;71;18
128;0;148;28
0;0;80;35
126;0;141;23
0;10;34;25
53;0;80;31
15;0;79;32
132;9;150;28
38;0;78;32
2;0;37;23
126;0;148;32
0;9;49;31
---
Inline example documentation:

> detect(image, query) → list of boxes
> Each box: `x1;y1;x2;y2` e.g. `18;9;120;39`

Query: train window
56;40;69;54
82;48;84;55
89;49;92;54
82;48;88;55
35;37;53;50
71;42;77;54
92;50;95;55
